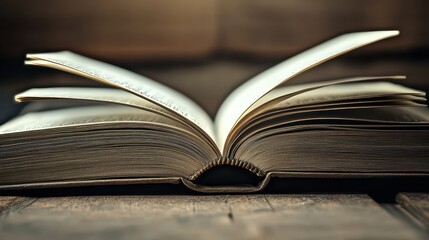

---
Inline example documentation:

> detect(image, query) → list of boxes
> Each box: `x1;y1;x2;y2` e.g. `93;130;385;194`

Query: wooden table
0;193;428;239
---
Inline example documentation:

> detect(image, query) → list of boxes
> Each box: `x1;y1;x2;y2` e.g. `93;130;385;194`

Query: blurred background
1;0;429;123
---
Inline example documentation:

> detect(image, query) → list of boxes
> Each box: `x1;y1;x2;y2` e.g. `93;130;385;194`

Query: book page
241;76;410;120
0;105;219;182
222;76;425;150
236;82;427;142
15;87;180;123
272;81;425;110
0;105;191;134
25;51;216;144
215;30;399;153
14;87;219;154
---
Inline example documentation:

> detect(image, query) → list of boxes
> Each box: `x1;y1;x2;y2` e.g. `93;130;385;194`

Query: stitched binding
189;157;265;180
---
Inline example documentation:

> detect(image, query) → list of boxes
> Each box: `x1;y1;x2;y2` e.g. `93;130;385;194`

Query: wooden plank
0;194;425;239
18;195;196;218
225;194;274;220
0;196;21;217
0;196;36;218
0;195;235;240
397;193;429;228
262;194;426;239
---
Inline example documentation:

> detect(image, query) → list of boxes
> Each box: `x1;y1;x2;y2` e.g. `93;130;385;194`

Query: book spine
188;157;265;180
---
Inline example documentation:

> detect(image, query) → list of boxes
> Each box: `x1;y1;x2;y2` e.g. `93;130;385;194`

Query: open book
1;30;428;192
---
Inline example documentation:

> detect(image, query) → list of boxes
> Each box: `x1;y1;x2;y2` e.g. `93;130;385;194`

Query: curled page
15;87;180;122
15;87;220;154
25;52;216;143
215;30;399;153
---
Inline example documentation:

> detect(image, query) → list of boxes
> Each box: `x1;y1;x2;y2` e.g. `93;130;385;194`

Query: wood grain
0;196;21;217
0;196;36;218
0;194;426;239
397;193;429;228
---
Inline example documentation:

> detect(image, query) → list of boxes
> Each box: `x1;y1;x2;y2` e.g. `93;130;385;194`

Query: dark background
1;0;429;123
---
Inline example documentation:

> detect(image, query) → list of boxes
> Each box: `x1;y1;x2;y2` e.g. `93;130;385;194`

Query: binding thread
189;157;265;180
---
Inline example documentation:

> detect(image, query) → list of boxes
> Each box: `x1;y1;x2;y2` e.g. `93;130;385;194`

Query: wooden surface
0;194;428;239
397;193;429;228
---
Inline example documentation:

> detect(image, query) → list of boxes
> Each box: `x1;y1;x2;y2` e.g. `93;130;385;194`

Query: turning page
25;52;216;144
15;87;219;152
15;87;183;124
215;30;399;153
